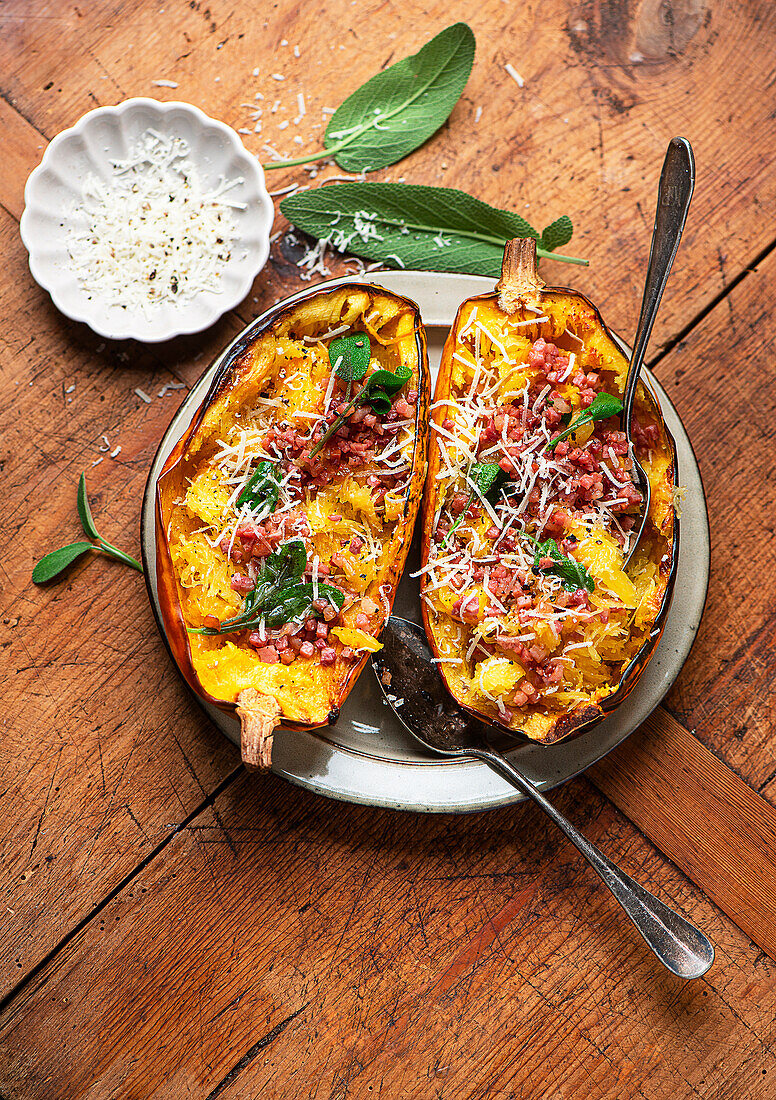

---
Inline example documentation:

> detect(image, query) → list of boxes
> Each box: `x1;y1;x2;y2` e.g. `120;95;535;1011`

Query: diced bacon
320;646;336;665
300;640;315;658
393;397;414;418
231;574;254;594
255;646;279;664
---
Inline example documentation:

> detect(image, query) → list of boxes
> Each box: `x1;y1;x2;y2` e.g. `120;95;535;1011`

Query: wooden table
2;1;776;1096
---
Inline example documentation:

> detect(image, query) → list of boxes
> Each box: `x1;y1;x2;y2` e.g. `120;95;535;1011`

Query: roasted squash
420;239;677;744
156;283;429;767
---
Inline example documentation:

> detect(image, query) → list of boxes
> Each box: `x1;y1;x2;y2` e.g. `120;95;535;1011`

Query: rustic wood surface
1;0;775;1096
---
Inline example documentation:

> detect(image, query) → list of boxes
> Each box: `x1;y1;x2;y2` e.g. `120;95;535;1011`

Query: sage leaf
77;473;99;540
281;182;587;274
323;23;475;172
309;363;410;458
365;363;411;398
473;462;509;500
32;542;94;584
540;215;574;253
331;334;371;382
192;540;310;635
545;391;623;450
529;535;595;593
236;460;281;512
262;582;344;629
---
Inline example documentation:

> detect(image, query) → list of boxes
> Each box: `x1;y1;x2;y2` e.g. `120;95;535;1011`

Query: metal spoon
372;616;714;980
624;136;695;565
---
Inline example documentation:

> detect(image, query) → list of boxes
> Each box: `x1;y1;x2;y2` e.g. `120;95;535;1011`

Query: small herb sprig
189;539;344;635
309;338;411;459
32;474;143;584
525;533;594;593
545;392;623;451
443;461;508;548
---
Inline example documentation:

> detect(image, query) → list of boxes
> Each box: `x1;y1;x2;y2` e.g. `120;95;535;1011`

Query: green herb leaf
236;460;281;512
33;472;143;585
262;582;345;629
539;215;574;253
281;182;587;273
527;534;595;593
77;474;99;540
32;542;94;584
365;363;411;398
545;392;623;450
321;23;475;172
330;334;371;382
474;462;509;500
192;541;310;635
309;363;410;458
365;391;392;415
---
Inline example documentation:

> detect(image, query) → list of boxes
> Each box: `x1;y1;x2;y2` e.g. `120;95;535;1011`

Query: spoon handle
623;137;695;425
474;746;714;980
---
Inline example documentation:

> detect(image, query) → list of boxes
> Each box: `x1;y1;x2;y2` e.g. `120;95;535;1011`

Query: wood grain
0;771;774;1100
0;0;775;1095
591;709;776;960
1;0;775;351
654;245;776;788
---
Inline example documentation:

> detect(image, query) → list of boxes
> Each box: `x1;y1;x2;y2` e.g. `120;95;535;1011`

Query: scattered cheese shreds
134;387;152;404
505;63;525;88
152;79;179;88
66;130;243;315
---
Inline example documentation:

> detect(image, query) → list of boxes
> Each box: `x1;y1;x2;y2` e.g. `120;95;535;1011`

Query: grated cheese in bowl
20;98;274;341
66;129;245;316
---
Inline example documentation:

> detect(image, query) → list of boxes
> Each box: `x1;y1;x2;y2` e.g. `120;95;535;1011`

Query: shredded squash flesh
422;291;675;743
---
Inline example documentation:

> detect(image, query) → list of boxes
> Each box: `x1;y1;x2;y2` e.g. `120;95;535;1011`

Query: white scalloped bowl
20;98;274;342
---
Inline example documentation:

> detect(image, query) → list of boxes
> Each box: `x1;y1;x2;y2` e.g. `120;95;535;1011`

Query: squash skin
421;265;678;745
155;281;429;745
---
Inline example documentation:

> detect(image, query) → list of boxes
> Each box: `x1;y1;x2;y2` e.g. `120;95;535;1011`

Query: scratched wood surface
1;0;775;1096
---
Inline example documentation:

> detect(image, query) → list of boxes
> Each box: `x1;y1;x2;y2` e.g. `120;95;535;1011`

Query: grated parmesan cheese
504;63;525;88
66;130;243;315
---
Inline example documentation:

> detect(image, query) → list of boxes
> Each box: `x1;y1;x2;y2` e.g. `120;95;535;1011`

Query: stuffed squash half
420;240;677;744
156;283;429;767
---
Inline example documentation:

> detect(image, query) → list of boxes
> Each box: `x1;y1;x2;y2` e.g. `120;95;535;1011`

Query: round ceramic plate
141;272;709;812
